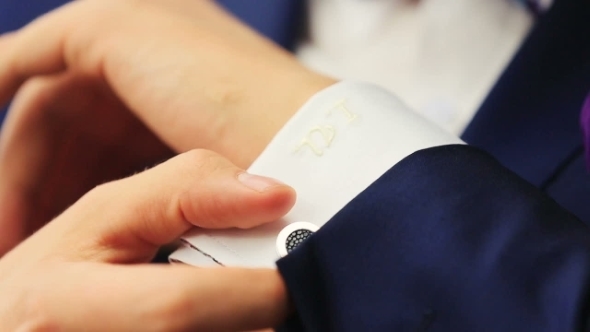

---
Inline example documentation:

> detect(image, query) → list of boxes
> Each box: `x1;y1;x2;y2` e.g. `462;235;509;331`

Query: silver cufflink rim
276;221;319;257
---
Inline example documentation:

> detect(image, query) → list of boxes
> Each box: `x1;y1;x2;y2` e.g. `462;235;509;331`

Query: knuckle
75;181;122;218
181;149;219;167
174;150;238;228
85;182;117;204
10;78;57;117
178;149;233;176
14;78;49;101
176;184;217;227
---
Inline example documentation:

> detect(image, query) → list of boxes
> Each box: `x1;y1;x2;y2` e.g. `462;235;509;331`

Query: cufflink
276;222;319;257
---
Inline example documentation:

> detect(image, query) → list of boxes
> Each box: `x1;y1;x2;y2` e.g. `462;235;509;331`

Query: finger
0;0;134;107
0;4;73;107
39;264;290;332
51;149;295;262
0;76;91;255
0;0;192;112
0;73;173;256
0;76;66;254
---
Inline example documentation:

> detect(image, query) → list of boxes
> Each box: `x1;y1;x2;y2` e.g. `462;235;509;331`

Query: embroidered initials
328;100;358;122
295;125;336;156
295;99;359;156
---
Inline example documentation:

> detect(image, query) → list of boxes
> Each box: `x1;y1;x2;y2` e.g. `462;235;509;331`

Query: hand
0;0;334;254
0;148;295;331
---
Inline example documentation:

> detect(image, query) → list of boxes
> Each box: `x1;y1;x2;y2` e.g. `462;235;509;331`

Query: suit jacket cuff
276;145;590;331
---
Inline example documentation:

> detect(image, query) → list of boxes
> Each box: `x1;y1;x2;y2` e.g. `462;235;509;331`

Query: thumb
48;149;296;261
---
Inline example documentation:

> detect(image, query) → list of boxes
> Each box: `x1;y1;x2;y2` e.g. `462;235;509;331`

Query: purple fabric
580;94;590;167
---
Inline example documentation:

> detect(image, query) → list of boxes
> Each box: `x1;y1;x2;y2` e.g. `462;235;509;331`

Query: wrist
217;69;337;168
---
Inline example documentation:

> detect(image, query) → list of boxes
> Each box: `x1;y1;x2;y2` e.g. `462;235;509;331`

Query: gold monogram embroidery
295;125;336;156
294;99;359;156
328;100;358;122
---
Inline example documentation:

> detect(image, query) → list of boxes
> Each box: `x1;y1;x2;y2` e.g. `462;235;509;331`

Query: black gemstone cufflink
276;222;319;257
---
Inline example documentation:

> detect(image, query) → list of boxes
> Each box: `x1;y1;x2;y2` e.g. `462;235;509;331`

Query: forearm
107;0;337;168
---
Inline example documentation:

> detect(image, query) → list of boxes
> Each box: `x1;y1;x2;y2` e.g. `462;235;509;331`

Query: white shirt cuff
169;81;464;268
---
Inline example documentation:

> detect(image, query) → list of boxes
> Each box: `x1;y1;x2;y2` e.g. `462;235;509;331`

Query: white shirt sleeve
169;81;464;268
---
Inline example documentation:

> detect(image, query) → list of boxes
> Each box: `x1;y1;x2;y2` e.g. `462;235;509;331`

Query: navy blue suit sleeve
276;145;590;331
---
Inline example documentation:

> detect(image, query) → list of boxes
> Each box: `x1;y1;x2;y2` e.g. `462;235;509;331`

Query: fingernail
238;172;284;192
